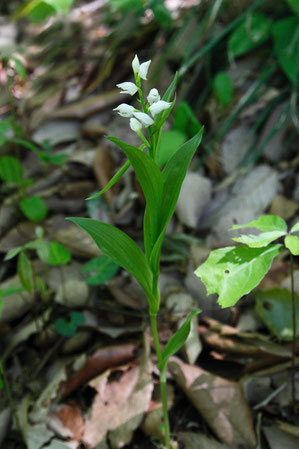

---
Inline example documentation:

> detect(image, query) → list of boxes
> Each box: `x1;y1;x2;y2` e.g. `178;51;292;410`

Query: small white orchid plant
69;55;203;449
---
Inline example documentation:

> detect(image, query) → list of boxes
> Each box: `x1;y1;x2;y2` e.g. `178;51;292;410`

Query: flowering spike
133;111;154;127
116;82;138;96
130;118;142;132
113;103;135;118
149;100;172;117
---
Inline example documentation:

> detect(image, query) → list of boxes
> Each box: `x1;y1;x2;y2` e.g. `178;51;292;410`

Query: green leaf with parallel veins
17;252;34;293
232;230;286;248
157;309;201;373
272;17;299;85
231;215;287;232
108;137;163;258
255;288;299;340
213;72;233;107
67;218;157;312
20;196;48;222
285;235;299;255
87;160;131;200
195;244;282;308
290;222;299;233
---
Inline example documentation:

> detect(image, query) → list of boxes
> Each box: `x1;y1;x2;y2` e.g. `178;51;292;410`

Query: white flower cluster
113;55;172;134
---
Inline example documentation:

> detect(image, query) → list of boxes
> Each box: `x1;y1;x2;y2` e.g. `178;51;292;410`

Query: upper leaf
157;308;201;373
232;230;286;248
67;218;157;312
285;235;299;256
231;215;287;232
195;244;282;308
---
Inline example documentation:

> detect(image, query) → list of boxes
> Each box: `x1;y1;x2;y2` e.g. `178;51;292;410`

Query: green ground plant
69;54;203;449
195;214;299;411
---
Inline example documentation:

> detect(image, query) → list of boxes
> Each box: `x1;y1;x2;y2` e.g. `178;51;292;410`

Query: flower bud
132;55;140;73
133;111;154;127
149;100;172;117
116;82;138;96
113;103;135;118
147;88;160;105
130;118;142;132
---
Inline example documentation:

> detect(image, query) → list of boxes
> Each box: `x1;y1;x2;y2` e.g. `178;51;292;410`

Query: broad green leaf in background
157;130;186;167
67;218;157;312
0;156;23;185
48;241;71;266
195;244;282;308
232;230;286;248
82;255;119;286
149;128;204;272
20;196;48;222
228;13;272;58
55;311;85;337
12;0;74;22
108;137;163;257
46;0;74;14
110;0;144;13
212;72;233;107
17;252;34;293
150;0;172;30
25;239;50;263
4;246;23;261
285;235;299;255
12;56;27;80
157;309;201;373
272;17;299;85
231;215;287;232
290;222;299;233
255;288;299;340
285;0;299;15
173;101;202;137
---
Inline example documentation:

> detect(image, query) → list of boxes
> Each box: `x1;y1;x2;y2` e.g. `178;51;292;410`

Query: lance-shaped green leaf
195;244;282;308
162;71;178;102
17;252;34;293
232;230;286;248
67;217;158;311
290;222;299;233
0;156;23;185
149;128;204;272
285;235;299;255
157;309;201;373
108;136;163;257
231;215;287;232
87;160;131;200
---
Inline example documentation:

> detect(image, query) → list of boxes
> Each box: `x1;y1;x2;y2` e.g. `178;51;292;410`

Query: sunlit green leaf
228;13;272;57
157;309;201;373
82;255;119;286
232;230;286;248
255;288;299;340
272;17;299;85
285;235;299;255
17;252;34;293
20;196;48;222
231;215;287;232
213;72;233;107
195;244;282;308
290;222;299;233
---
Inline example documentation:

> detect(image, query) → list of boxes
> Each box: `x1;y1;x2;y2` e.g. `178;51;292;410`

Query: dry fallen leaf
168;356;256;448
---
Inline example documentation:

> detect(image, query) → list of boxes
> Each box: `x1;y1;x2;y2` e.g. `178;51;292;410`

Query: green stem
290;252;297;414
150;313;171;449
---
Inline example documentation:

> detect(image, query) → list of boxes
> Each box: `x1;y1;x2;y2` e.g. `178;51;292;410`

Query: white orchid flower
116;82;138;96
149;100;172;117
132;55;140;73
113;103;135;118
147;88;160;105
138;60;151;80
130;118;142;132
133;111;154;127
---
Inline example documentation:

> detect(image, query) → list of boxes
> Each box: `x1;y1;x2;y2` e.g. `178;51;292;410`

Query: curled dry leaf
168;356;256;448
